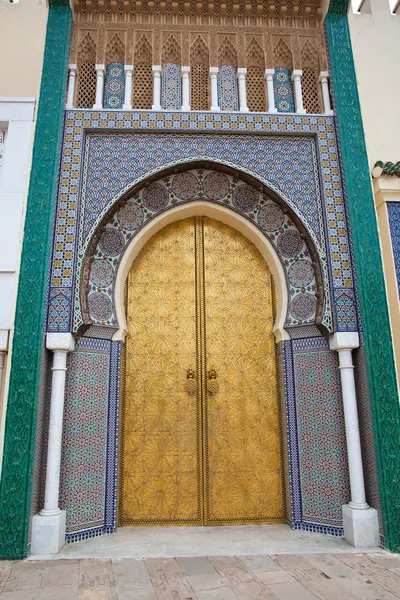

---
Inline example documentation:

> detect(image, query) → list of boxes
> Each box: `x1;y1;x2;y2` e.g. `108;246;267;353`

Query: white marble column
181;66;191;111
319;71;334;116
291;69;306;114
264;69;277;113
123;65;134;110
65;64;77;110
210;67;220;112
93;64;105;110
237;68;249;113
152;65;162;110
329;332;379;547
31;333;75;555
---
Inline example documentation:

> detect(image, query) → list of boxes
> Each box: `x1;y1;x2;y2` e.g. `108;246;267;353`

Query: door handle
207;367;219;395
185;367;197;395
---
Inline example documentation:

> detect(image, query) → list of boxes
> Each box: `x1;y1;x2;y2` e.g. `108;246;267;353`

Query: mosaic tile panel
218;65;239;112
48;111;356;336
161;64;181;110
60;338;110;539
87;168;319;329
387;202;400;297
104;63;125;110
274;67;295;113
292;337;351;527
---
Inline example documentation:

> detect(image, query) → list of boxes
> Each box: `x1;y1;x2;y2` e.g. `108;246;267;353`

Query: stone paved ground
1;552;400;599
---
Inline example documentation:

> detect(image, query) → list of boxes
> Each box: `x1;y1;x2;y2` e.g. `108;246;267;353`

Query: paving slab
1;551;400;600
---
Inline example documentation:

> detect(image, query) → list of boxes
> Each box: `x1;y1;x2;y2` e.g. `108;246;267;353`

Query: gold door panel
203;218;285;524
121;219;202;525
120;216;285;526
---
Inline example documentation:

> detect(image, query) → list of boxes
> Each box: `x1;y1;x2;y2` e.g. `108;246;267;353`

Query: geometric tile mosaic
87;168;319;329
292;336;351;529
59;337;119;542
104;63;125;110
274;67;295;113
161;63;182;110
387;201;400;298
48;110;357;336
218;65;239;111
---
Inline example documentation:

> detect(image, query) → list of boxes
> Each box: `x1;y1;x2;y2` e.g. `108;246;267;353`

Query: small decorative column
329;332;379;547
181;66;191;111
237;68;249;113
152;65;162;110
65;64;77;110
93;64;105;110
210;67;220;112
291;70;306;114
123;65;134;110
31;333;75;555
264;69;277;113
319;71;334;116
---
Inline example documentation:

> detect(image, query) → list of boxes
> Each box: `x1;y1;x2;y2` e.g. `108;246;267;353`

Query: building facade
0;0;47;473
0;0;399;559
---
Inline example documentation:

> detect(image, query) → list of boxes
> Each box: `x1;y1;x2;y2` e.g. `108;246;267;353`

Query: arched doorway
119;216;285;526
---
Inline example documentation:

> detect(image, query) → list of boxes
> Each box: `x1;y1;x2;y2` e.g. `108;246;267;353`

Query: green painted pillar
0;0;71;559
325;0;400;552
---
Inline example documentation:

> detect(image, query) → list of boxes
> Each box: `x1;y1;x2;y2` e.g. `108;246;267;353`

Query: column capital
329;332;360;352
95;64;105;72
209;66;219;76
46;333;75;353
237;67;247;77
264;68;275;78
152;65;162;74
0;330;9;352
181;66;191;74
319;71;330;82
291;69;303;80
124;64;134;73
68;63;77;72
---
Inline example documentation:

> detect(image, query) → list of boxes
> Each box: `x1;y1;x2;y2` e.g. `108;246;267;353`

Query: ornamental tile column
264;69;277;113
329;332;379;547
152;65;162;111
65;64;77;110
319;71;334;116
93;64;105;110
31;333;75;555
291;70;306;114
237;68;249;113
123;65;134;110
210;67;220;112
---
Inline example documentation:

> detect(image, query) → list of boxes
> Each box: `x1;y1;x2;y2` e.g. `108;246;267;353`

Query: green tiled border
0;1;72;559
325;0;400;551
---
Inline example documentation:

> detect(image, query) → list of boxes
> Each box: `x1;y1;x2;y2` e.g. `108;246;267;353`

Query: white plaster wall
348;1;400;165
0;0;47;98
0;1;48;475
0;98;37;474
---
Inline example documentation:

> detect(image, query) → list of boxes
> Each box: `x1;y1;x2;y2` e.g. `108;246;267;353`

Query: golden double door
120;216;285;526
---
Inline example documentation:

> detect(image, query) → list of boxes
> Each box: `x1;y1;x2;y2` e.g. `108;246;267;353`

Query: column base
210;107;221;112
31;510;66;555
342;504;380;547
123;104;132;110
296;109;307;115
240;107;249;113
325;109;334;116
181;105;191;112
93;104;103;110
152;104;162;111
